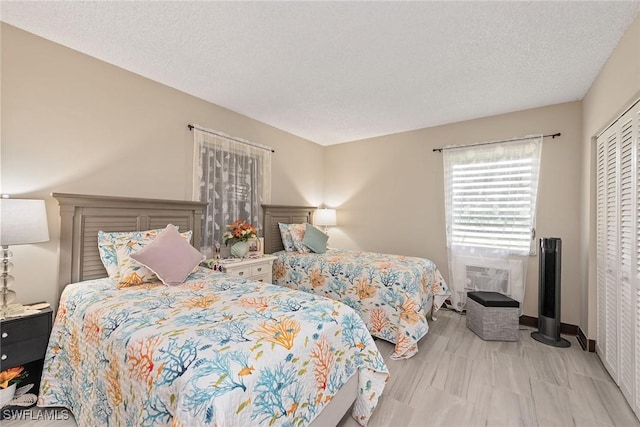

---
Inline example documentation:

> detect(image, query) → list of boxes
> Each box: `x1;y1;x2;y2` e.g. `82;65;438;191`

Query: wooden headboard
262;204;316;254
53;193;206;294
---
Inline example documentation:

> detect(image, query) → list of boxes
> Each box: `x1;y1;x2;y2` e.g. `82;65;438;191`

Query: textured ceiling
2;1;639;145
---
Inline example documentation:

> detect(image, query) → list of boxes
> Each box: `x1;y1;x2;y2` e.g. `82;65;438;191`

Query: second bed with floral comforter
272;249;451;359
38;268;388;426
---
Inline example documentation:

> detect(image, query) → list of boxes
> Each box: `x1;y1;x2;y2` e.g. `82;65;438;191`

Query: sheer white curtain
443;136;542;312
193;127;272;257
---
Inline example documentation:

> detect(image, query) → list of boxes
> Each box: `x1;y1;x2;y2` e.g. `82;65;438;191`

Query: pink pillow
131;224;205;286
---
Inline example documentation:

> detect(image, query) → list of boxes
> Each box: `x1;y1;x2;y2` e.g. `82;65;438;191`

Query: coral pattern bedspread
39;268;388;426
272;249;451;359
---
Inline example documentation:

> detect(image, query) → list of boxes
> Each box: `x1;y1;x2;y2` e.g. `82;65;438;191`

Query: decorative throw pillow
278;223;296;252
98;227;192;284
289;223;310;253
97;230;122;280
115;243;158;288
98;229;162;281
303;223;329;254
131;224;205;286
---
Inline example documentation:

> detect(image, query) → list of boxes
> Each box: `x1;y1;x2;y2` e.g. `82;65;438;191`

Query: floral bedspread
39;268;388;426
272;249;451;359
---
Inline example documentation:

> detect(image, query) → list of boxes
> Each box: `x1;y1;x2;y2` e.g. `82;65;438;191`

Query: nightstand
1;307;53;370
217;255;277;284
0;306;52;411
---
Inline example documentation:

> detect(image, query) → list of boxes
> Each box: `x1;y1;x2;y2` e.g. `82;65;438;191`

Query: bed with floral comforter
272;249;450;360
38;268;388;426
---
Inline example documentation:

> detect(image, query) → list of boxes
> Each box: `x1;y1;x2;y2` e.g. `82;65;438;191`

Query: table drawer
252;273;271;284
1;313;50;345
225;266;251;278
0;336;49;370
251;264;270;276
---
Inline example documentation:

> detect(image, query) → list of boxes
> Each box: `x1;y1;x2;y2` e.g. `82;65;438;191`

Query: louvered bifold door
634;104;640;418
618;115;636;406
596;138;608;361
605;129;620;381
596;99;640;418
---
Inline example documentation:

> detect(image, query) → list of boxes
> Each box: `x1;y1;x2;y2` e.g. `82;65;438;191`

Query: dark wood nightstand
0;307;53;371
0;306;52;412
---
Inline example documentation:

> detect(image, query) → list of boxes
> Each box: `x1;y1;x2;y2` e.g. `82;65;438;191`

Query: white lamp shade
315;208;337;227
0;199;50;246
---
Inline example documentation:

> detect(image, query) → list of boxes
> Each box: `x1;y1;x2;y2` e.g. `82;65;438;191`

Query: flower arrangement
0;366;27;389
222;219;257;245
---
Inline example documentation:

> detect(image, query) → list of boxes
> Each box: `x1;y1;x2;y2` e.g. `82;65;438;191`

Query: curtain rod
188;124;275;153
432;132;561;153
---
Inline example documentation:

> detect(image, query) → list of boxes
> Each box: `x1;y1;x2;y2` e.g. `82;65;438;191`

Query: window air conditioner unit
464;264;511;295
451;255;525;297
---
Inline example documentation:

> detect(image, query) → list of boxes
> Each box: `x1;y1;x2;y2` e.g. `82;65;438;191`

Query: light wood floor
3;309;638;427
338;309;640;427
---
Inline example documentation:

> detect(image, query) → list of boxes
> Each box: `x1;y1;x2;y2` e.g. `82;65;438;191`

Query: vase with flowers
0;366;27;407
222;219;257;258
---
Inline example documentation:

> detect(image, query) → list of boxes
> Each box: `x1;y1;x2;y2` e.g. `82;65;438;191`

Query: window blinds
444;136;543;255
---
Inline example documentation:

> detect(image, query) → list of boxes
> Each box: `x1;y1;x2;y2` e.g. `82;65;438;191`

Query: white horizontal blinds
445;137;542;255
450;159;532;251
597;137;607;357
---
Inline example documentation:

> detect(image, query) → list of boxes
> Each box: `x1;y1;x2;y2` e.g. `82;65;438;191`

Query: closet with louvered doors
596;98;640;418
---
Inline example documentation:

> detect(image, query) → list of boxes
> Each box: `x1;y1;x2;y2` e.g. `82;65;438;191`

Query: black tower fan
531;237;571;347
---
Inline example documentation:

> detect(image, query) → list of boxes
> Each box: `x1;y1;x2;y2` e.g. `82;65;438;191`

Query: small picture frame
248;237;264;257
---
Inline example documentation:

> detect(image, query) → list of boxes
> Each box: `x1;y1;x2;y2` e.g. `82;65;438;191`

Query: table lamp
0;198;50;318
315;208;337;233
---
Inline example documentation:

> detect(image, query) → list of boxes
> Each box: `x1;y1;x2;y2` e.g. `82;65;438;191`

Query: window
442;135;542;311
443;136;542;255
193;127;272;256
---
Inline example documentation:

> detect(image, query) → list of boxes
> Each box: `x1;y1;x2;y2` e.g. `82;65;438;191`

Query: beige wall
324;102;584;324
3;12;638;332
581;14;640;339
0;24;324;308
